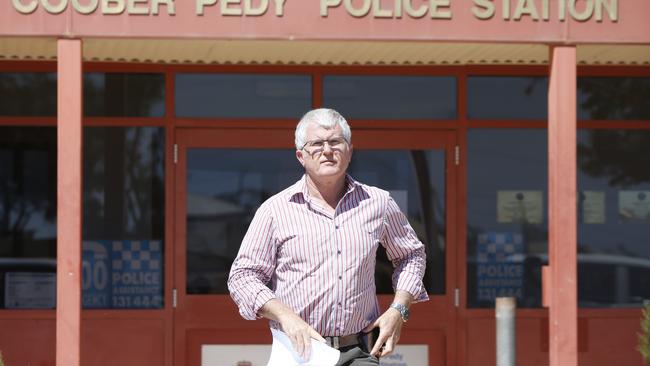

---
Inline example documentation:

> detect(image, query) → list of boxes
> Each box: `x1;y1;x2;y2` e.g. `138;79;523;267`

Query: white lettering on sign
318;0;619;21
472;0;617;22
320;0;448;19
83;260;109;290
196;0;286;16
404;0;427;18
477;264;523;278
11;0;176;15
72;0;99;14
42;0;67;14
112;272;160;286
12;0;38;14
9;0;619;22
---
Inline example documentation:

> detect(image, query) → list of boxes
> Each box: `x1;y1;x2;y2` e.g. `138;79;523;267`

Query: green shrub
0;350;4;366
640;305;650;364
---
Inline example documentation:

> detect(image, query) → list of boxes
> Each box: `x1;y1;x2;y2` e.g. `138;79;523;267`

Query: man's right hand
258;299;326;360
277;311;326;360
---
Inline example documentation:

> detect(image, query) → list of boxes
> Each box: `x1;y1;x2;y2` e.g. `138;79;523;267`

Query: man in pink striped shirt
228;108;428;365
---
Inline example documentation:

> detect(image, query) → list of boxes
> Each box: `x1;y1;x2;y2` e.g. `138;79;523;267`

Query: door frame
172;127;460;366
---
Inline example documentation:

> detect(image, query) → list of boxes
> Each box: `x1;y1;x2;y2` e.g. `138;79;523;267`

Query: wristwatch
390;302;410;322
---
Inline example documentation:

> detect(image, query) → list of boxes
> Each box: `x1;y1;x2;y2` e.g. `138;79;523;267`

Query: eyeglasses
301;137;348;155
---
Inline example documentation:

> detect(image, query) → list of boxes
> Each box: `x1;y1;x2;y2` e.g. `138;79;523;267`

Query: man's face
296;122;352;181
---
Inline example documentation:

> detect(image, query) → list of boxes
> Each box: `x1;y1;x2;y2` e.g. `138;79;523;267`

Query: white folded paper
267;328;340;366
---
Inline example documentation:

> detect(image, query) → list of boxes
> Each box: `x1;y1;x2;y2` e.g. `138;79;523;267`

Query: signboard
379;345;428;366
497;190;543;224
4;272;56;309
2;0;646;45
202;344;428;366
82;240;163;309
83;241;111;308
6;0;620;22
579;190;605;224
619;190;650;222
111;240;163;308
202;345;271;366
476;232;524;302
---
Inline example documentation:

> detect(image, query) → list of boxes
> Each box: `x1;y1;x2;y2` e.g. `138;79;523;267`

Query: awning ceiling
1;38;649;66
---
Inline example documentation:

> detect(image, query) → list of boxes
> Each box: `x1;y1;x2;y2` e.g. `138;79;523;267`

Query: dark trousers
335;339;380;366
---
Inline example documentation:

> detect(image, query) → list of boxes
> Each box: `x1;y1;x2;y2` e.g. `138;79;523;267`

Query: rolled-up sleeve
227;202;278;320
381;196;429;303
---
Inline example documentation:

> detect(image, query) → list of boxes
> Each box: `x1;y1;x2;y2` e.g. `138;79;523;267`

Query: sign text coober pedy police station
10;0;618;23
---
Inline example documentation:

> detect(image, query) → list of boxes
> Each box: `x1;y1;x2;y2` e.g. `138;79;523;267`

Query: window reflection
186;148;446;295
467;129;548;308
175;74;311;118
83;127;165;309
0;127;57;309
468;129;650;308
578;130;650;307
350;150;446;295
84;73;165;117
186;149;300;294
0;73;57;116
323;75;457;120
578;77;650;120
467;76;548;120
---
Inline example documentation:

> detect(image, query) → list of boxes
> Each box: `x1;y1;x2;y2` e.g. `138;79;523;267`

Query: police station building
0;1;649;365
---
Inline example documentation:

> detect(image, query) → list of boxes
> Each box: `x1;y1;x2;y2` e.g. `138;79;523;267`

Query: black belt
323;333;363;350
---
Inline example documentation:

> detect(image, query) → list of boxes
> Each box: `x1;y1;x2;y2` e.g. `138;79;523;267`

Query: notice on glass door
497;190;543;224
476;232;524;302
81;240;163;309
619;191;650;222
5;272;56;309
579;190;605;224
111;240;163;308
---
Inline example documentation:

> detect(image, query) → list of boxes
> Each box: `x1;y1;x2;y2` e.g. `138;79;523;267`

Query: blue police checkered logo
477;233;523;263
112;240;161;271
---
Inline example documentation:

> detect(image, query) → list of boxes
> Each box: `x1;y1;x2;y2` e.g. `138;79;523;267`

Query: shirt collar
288;174;360;202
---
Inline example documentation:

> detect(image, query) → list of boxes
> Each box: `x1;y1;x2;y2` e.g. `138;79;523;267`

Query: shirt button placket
335;220;346;333
333;219;343;334
335;221;342;256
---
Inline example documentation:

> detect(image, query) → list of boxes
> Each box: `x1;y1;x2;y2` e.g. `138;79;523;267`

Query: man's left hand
363;307;404;357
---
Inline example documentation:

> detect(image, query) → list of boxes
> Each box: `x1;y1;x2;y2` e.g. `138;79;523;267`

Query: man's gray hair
294;108;352;150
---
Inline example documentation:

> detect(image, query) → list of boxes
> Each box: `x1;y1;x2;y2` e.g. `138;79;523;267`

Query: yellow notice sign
580;191;605;224
497;190;543;224
619;191;650;222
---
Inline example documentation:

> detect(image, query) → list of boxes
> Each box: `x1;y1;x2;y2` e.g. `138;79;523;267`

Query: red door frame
172;127;459;366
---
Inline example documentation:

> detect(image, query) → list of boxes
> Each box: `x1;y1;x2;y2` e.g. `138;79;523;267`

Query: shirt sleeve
227;201;278;320
381;195;429;303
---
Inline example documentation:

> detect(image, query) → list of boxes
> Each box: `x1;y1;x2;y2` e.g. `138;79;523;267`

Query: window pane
84;73;165;117
468;76;548;120
83;127;165;309
578;77;650;120
186;149;301;294
467;129;548;308
323;75;456;119
0;73;57;116
186;148;445;295
0;127;57;309
175;74;311;118
577;130;650;307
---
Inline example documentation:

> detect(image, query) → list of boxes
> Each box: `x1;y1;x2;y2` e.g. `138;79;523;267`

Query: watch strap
390;302;409;322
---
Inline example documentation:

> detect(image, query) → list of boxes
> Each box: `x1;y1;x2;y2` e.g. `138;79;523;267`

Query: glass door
173;128;458;366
